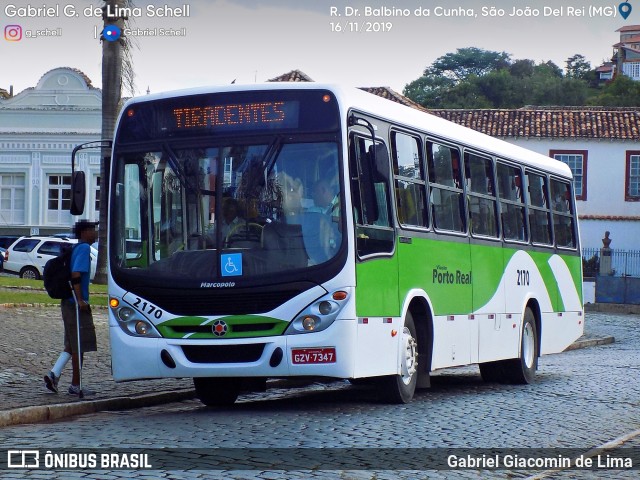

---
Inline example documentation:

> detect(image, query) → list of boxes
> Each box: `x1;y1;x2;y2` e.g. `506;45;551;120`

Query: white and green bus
83;83;583;405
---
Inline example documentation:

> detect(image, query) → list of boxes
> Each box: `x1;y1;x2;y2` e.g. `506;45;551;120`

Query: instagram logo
4;25;22;41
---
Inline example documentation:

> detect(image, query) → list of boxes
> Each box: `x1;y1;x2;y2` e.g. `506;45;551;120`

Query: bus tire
193;377;240;406
378;311;418;403
504;307;538;384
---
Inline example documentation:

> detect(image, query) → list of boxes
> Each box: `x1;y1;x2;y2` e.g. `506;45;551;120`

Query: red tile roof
429;107;640;140
617;25;640;32
267;70;314;83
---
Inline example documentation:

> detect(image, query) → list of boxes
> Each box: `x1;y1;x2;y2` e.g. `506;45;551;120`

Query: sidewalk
0;305;194;427
0;305;615;428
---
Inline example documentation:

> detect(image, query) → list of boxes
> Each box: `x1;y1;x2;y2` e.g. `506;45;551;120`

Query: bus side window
550;179;576;248
497;162;528;242
349;133;394;256
428;141;465;233
392;131;428;228
465;152;498;238
526;171;552;245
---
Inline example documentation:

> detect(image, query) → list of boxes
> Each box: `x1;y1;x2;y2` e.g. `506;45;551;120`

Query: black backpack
43;244;76;299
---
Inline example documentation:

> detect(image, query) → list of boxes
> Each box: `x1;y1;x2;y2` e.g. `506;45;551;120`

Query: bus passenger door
349;130;400;377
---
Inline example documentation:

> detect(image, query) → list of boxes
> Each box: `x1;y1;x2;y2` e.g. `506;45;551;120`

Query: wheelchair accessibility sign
221;253;242;277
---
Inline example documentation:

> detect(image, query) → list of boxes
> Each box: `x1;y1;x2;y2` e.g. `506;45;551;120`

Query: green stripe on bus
356;238;582;318
157;315;288;339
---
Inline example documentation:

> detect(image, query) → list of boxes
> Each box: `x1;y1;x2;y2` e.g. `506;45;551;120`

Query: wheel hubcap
522;322;535;369
401;326;418;385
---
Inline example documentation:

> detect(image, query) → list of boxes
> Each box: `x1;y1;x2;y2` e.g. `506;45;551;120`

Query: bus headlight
118;307;135;321
135;321;151;335
285;289;350;335
110;298;162;338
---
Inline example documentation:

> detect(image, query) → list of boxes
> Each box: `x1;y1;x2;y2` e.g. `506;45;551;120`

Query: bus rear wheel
378;311;418;403
193;377;240;406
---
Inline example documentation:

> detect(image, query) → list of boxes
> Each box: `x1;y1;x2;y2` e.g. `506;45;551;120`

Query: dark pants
61;300;97;354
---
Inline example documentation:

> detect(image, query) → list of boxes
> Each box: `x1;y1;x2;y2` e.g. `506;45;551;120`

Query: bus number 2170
517;269;530;286
132;297;164;319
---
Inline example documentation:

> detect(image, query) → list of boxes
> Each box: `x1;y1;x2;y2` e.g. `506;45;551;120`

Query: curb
584;303;640;315
0;388;196;428
564;336;615;351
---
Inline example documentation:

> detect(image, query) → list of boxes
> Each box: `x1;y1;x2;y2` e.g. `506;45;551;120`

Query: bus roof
122;83;572;179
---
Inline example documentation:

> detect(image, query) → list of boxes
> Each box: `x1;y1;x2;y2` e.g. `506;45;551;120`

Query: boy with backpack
44;220;98;396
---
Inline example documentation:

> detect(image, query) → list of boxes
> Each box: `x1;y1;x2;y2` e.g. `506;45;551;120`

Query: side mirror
69;140;112;216
70;171;86;215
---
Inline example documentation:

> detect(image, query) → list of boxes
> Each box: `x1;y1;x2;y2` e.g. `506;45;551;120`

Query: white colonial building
0;67;101;236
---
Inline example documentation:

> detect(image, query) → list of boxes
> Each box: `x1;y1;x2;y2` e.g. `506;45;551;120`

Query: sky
0;0;631;97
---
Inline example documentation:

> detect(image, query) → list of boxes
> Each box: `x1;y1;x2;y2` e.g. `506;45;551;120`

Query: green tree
535;61;563;78
426;47;511;82
509;59;535;78
438;80;493;108
589;75;640;106
403;75;455;107
565;54;591;79
404;47;512;107
404;49;594;109
475;69;527;107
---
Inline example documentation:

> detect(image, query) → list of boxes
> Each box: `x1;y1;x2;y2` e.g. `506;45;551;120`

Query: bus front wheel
193;377;240;406
378;311;418;403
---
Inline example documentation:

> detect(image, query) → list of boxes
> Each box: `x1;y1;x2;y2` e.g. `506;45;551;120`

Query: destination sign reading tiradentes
171;101;299;130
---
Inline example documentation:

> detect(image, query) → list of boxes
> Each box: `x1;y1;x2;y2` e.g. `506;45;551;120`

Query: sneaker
44;371;59;393
68;384;96;396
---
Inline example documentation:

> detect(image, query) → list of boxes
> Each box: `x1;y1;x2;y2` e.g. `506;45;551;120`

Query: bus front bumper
109;319;357;381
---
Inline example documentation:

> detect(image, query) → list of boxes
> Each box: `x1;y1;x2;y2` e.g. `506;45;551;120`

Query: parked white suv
3;236;97;280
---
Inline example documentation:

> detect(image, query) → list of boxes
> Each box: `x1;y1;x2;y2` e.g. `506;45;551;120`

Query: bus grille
130;287;307;316
182;344;266;364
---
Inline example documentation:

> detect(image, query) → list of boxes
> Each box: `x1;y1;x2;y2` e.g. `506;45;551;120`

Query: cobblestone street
0;309;638;479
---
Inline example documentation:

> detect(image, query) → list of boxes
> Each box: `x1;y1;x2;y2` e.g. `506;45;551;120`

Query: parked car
3;236;96;280
0;247;6;272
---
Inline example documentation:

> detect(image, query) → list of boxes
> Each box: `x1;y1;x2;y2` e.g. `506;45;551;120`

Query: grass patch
0;275;108;306
0;275;108;293
0;290;108;307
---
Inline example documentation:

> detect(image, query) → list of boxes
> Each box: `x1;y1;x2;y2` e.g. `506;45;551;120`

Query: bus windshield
111;139;343;282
